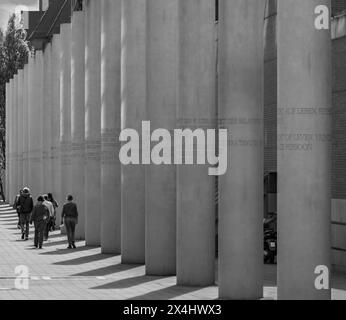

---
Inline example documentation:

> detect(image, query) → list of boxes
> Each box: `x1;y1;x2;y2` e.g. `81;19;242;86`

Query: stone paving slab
0;204;345;300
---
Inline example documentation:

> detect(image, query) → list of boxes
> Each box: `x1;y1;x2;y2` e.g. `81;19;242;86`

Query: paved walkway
0;203;345;300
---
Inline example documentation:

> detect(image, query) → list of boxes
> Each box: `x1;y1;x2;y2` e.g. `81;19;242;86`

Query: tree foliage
0;14;30;199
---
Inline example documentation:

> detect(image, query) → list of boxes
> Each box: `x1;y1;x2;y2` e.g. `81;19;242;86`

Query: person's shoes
38;245;42;249
67;245;72;249
34;245;38;248
21;233;25;240
25;237;29;241
72;243;76;249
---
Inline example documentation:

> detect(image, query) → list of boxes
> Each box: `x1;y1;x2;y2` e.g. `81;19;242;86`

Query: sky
0;0;38;31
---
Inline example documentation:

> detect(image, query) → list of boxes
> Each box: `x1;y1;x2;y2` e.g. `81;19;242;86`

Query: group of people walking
13;188;79;250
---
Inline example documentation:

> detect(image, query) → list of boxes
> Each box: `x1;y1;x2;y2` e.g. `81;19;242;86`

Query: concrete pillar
28;56;35;196
176;0;216;286
277;0;332;300
218;0;266;299
42;44;52;193
23;64;29;187
5;82;10;202
28;51;44;198
85;0;101;246
100;0;121;253
8;79;13;203
17;70;24;191
12;74;18;198
121;0;146;263
71;11;85;240
145;0;178;276
60;24;72;207
51;35;62;224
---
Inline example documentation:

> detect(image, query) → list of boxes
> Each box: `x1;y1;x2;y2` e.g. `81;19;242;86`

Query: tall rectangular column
29;51;44;198
71;11;86;240
121;0;146;264
100;0;121;253
17;70;24;191
42;44;52;193
60;24;72;207
9;79;13;202
176;0;216;286
11;76;17;202
51;35;62;224
11;76;16;202
23;65;29;187
277;0;332;300
218;0;266;299
28;55;35;196
5;82;10;202
145;0;178;276
13;74;18;198
85;0;101;246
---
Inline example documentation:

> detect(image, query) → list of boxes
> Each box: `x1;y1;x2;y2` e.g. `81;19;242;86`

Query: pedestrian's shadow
43;233;65;240
43;240;71;248
39;245;92;256
25;247;39;251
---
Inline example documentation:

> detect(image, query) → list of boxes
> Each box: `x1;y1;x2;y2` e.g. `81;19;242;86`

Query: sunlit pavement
0;203;345;300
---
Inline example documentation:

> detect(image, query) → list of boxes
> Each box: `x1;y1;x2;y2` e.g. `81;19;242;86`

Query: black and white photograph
0;0;344;307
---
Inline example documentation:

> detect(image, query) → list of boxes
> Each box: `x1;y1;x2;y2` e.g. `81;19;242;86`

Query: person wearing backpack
13;189;23;230
17;187;34;241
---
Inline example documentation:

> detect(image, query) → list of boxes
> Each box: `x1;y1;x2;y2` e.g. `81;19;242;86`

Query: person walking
13;189;23;229
47;193;58;231
17;187;34;241
43;195;54;241
61;195;78;249
30;196;49;249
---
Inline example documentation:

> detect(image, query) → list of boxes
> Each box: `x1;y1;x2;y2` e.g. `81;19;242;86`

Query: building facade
5;0;342;300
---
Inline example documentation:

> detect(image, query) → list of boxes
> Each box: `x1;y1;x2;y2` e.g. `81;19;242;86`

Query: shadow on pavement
127;285;200;300
40;245;96;256
0;218;19;221
1;222;19;226
42;240;71;247
53;252;116;265
42;233;65;240
0;208;15;213
92;275;167;290
72;263;140;277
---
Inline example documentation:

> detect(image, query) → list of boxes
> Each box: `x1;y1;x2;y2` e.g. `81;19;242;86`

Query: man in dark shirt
61;195;79;249
17;188;34;241
13;189;23;230
30;196;49;249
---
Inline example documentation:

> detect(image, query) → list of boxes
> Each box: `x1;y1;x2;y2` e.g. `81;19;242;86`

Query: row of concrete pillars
5;0;332;300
